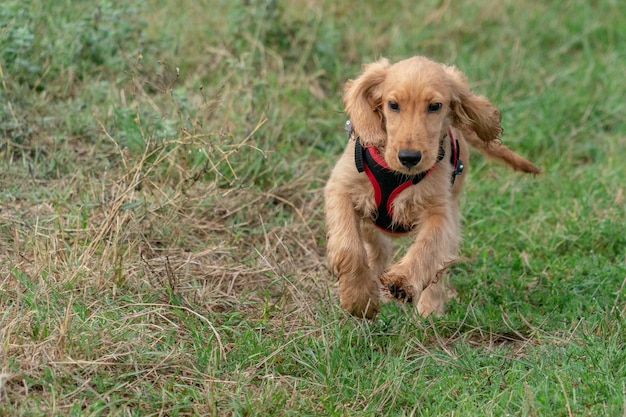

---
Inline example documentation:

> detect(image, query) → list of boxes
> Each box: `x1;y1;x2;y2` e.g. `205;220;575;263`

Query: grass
1;0;625;415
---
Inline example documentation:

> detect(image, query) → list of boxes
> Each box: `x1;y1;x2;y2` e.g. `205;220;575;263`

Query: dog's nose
398;150;422;168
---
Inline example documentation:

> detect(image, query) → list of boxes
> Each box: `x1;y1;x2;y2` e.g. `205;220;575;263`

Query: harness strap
449;130;464;185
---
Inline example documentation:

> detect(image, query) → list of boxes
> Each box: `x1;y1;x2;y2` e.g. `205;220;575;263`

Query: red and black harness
352;125;464;234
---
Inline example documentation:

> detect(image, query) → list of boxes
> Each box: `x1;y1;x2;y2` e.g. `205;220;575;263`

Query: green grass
1;0;625;415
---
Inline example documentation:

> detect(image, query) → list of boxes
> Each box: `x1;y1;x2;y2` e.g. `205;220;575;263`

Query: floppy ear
343;58;390;145
444;65;502;143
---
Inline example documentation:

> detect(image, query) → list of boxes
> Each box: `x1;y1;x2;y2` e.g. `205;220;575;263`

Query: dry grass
0;76;330;412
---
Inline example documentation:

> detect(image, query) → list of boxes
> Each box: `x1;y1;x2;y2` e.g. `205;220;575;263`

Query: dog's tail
463;130;540;174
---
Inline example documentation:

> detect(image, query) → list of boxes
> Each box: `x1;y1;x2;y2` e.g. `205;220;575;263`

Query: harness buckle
451;159;464;185
454;159;464;176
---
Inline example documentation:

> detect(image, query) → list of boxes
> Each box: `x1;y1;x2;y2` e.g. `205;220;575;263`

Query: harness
351;123;464;233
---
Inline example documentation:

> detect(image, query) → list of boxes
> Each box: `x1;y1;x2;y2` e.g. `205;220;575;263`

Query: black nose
398;150;422;168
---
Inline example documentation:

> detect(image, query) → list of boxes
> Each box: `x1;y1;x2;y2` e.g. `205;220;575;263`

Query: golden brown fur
325;56;539;319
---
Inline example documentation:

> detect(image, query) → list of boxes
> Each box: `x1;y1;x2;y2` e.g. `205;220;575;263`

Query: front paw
338;267;381;319
381;269;420;304
387;282;415;303
341;294;379;319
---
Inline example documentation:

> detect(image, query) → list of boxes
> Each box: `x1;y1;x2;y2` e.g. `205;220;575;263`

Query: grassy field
1;0;625;415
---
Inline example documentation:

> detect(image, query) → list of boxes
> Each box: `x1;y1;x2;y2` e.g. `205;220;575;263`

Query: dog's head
344;56;502;174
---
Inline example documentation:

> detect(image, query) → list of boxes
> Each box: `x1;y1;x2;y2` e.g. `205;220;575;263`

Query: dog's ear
343;58;390;145
444;65;502;143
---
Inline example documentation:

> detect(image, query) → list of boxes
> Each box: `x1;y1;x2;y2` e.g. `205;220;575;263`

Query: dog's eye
388;101;400;111
428;102;443;113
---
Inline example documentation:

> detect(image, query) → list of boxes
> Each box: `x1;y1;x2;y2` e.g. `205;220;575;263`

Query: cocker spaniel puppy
324;56;539;319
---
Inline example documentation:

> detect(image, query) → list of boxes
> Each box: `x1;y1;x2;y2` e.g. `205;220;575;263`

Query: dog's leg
381;207;460;313
325;192;380;318
361;222;393;280
417;202;460;316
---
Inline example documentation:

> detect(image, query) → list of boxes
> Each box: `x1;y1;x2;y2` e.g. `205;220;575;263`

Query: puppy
324;56;539;318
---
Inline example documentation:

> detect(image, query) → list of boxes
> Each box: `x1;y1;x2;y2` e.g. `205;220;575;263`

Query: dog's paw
338;269;381;319
343;297;379;319
386;281;415;303
381;271;418;304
